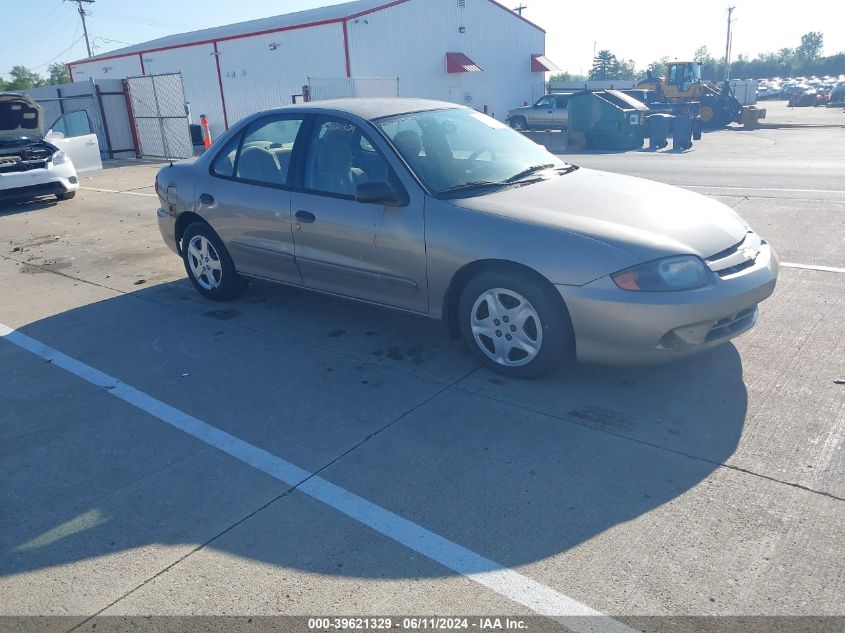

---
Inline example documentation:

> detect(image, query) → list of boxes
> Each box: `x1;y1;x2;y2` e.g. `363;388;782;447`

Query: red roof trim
347;0;412;19
68;0;543;68
446;52;483;73
342;20;352;77
486;0;545;33
531;54;560;73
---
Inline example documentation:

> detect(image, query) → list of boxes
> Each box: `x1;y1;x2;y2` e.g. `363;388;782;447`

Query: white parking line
81;186;157;198
0;321;632;633
681;185;845;195
781;262;845;274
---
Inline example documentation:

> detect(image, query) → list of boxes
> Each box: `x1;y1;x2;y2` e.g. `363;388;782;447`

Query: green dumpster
568;90;649;150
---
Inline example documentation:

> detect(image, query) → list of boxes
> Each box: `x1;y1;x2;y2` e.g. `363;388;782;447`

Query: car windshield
376;108;569;196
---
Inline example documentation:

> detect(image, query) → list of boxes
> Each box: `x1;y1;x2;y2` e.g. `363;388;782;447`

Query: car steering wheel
468;147;496;162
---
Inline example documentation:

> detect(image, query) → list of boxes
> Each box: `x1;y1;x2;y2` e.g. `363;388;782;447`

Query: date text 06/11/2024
307;617;529;630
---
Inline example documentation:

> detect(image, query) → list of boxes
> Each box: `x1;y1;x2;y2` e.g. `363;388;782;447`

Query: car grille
705;306;758;342
0;159;47;174
706;232;762;277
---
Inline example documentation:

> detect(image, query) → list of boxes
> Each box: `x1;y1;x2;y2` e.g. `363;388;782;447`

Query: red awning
531;54;561;73
446;52;483;73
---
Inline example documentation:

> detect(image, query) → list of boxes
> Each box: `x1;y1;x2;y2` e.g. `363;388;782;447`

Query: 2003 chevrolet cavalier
156;98;778;378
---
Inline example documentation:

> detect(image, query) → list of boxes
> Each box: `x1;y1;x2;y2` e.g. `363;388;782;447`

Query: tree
549;72;571;83
7;65;44;90
694;46;719;81
47;62;71;85
796;32;824;61
642;56;669;81
589;50;618;80
589;50;636;81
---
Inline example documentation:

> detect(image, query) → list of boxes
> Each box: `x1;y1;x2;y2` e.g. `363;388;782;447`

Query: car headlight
611;255;711;291
51;150;69;165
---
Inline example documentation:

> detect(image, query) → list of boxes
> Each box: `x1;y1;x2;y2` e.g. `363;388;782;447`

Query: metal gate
126;73;193;159
307;77;399;101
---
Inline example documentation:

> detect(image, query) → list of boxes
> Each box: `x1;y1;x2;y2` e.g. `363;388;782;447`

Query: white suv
1;92;102;203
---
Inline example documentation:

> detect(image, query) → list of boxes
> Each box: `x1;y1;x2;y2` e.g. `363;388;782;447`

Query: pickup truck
506;93;571;131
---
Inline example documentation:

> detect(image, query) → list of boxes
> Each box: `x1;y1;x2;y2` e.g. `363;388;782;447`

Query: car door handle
198;193;214;205
85;140;97;146
295;210;316;224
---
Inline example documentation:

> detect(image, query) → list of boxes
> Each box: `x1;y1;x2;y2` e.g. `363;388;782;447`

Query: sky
1;0;843;79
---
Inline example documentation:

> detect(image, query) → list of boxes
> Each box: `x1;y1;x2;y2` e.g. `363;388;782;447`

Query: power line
31;34;86;71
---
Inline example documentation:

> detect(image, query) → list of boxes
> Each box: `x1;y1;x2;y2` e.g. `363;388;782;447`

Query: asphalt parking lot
1;101;843;632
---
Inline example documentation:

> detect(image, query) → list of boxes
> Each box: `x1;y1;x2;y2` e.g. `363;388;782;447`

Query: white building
67;0;557;136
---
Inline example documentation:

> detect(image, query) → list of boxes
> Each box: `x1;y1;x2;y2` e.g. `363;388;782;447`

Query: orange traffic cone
200;114;212;150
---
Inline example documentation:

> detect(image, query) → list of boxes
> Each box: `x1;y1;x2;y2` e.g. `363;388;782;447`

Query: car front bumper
0;164;79;201
557;243;779;365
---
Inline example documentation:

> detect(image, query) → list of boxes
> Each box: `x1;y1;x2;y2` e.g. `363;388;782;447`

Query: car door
45;110;102;175
193;113;305;285
554;95;569;128
526;95;556;128
289;114;428;313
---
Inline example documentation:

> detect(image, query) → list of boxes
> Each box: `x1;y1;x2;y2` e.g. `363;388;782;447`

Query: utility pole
724;5;735;81
67;0;95;58
513;4;527;16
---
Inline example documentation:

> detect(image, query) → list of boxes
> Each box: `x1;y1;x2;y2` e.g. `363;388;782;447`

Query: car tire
181;221;247;301
509;116;527;131
55;191;76;201
458;268;573;378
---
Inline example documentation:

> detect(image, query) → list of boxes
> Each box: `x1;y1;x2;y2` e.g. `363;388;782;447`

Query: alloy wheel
187;235;223;290
470;288;543;367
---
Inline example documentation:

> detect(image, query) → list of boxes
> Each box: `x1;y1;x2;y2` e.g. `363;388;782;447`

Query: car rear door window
233;116;304;187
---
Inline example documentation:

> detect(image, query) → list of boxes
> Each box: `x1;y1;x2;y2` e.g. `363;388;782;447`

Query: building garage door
126;73;193;159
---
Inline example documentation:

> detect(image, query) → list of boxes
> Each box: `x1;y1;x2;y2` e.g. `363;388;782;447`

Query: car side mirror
45;130;64;141
355;181;401;206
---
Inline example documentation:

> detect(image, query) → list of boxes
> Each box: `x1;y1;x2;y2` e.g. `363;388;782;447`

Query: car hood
507;105;532;116
452;168;749;262
0;92;43;139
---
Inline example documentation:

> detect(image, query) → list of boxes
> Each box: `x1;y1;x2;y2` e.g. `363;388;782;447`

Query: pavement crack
452;383;845;503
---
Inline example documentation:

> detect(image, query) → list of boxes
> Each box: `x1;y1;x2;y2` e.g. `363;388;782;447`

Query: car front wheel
181;221;247;301
458;269;573;378
509;116;527;131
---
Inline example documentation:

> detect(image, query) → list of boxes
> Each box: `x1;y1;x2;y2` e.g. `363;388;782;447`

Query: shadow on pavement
1;279;748;580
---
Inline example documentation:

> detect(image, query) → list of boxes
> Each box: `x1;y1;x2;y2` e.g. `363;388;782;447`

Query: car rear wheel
181;221;247;301
509;116;527;131
458;269;573;378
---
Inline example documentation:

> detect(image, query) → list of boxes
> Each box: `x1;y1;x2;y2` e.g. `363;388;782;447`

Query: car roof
261;98;468;121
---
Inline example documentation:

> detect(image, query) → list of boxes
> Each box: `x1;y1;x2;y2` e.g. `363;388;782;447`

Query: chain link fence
126;73;193;159
307;77;399;101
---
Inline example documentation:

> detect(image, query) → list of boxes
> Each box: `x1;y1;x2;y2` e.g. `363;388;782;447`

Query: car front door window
303;117;393;198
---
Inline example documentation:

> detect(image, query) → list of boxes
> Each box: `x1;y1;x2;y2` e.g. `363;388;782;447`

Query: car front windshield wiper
504;163;578;184
437;181;509;196
504;163;556;183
